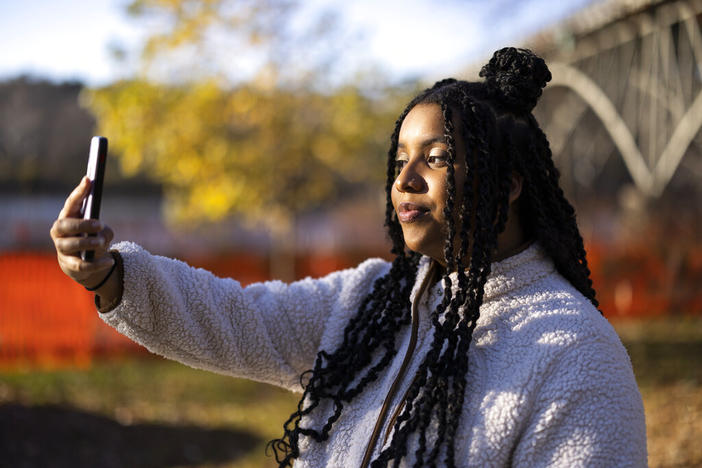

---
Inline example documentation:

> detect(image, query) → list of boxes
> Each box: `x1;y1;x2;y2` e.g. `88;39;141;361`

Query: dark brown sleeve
95;250;124;313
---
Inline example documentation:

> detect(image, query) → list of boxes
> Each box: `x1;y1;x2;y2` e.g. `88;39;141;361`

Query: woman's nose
395;164;425;193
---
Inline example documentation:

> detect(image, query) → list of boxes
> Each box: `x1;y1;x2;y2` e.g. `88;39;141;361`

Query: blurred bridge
527;0;702;200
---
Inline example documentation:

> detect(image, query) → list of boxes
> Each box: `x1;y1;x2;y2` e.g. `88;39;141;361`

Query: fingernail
91;221;103;229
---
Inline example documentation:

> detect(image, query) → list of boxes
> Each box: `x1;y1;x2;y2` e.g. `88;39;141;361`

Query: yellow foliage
84;0;414;229
84;80;401;227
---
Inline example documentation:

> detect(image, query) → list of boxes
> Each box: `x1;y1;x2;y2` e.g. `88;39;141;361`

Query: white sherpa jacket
100;241;647;467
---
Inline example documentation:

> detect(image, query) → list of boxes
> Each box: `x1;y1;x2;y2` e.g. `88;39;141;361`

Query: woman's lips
397;202;430;222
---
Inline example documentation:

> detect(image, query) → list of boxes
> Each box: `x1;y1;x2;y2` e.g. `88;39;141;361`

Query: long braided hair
268;47;598;467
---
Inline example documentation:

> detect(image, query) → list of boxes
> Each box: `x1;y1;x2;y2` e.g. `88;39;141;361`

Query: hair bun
431;78;458;90
479;47;551;114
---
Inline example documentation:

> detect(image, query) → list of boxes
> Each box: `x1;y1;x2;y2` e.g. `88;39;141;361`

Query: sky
0;0;595;86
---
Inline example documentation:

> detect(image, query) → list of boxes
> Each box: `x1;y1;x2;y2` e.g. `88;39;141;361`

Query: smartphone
81;136;108;261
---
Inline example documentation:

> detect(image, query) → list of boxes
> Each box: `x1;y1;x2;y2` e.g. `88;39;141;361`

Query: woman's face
391;103;466;265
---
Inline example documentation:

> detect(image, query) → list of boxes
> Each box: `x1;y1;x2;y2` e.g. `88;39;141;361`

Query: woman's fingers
53;226;114;256
58;176;91;219
101;226;114;245
58;253;114;280
90;227;115;258
54;234;105;255
51;217;103;238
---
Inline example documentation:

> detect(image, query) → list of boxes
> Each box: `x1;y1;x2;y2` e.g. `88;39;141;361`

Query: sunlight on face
391;103;466;264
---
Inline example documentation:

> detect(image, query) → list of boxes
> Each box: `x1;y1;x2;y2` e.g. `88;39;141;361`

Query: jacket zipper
359;262;437;468
382;373;416;446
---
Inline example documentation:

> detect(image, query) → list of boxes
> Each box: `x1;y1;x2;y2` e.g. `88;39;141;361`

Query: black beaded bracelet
84;255;118;291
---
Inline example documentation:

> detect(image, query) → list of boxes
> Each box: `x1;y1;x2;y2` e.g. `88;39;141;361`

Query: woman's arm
51;178;391;392
101;241;391;392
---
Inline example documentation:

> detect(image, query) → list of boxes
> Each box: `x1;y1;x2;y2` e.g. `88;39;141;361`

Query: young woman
51;48;647;467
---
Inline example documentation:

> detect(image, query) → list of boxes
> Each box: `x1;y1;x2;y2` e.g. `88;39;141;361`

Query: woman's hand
50;176;115;289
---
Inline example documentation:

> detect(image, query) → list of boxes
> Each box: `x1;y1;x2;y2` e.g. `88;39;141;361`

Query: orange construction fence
0;250;373;370
1;243;700;369
0;252;140;369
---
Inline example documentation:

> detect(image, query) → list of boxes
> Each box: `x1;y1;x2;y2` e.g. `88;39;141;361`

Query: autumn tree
84;0;410;277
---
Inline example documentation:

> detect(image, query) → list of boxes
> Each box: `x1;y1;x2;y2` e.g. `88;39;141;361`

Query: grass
1;318;701;467
0;358;299;468
614;318;702;468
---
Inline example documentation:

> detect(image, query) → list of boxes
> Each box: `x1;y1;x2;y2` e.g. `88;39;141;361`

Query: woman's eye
427;153;449;167
395;158;408;170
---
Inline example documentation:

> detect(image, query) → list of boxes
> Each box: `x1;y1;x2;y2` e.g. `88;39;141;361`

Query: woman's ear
508;172;523;205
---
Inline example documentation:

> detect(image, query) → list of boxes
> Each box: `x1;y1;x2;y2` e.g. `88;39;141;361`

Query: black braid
269;48;598;467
